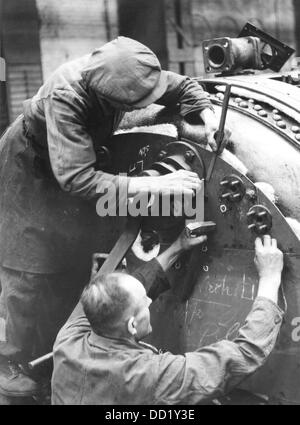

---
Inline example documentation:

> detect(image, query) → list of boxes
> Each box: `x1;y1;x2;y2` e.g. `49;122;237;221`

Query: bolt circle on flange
247;205;272;235
219;174;245;203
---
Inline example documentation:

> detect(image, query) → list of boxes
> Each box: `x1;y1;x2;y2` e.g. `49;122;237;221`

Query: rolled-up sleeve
44;88;129;200
154;297;284;404
156;71;214;116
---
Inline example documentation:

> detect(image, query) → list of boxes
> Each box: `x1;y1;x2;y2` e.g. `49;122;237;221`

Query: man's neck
94;328;136;343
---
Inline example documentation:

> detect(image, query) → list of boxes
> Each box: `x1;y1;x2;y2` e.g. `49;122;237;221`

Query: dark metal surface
107;132;300;405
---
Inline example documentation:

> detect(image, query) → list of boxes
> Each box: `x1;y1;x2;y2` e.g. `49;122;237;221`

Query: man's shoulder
54;309;91;351
34;55;91;103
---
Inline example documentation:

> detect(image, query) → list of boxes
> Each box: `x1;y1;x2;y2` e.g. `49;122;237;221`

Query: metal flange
219;174;245;203
247;204;272;235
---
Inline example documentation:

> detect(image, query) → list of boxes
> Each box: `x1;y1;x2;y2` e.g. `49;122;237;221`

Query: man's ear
127;317;137;336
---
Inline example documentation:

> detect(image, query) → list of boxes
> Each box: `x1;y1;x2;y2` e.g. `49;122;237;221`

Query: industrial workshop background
0;0;299;136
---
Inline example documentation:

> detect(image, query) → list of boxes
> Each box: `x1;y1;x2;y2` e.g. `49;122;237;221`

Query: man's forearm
155;296;284;404
257;276;281;304
156;71;213;116
156;240;183;272
132;258;170;301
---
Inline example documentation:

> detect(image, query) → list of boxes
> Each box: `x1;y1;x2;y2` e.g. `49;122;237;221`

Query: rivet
277;121;286;129
295;134;300;141
158;150;167;159
254;105;262;111
273;114;282;121
258;110;268;117
185;150;195;163
273;109;279;114
249;99;255;103
291;126;300;133
216;93;224;100
234;97;242;103
239;102;249;108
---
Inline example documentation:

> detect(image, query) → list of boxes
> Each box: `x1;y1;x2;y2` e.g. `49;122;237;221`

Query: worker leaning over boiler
0;36;226;397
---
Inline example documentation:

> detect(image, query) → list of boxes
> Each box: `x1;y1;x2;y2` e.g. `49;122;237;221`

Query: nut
220;204;227;213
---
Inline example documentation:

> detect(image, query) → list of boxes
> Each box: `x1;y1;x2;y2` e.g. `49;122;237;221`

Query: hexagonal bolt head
184;150;195;163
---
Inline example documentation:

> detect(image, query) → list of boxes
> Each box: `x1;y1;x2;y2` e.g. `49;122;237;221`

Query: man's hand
128;170;202;197
200;108;231;152
155;170;202;196
173;225;207;253
255;235;283;304
156;224;207;272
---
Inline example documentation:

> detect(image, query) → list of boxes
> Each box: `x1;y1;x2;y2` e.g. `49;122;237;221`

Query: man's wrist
257;275;281;304
169;239;184;256
259;274;281;287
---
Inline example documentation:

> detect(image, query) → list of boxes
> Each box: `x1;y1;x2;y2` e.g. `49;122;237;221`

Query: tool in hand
186;221;216;238
206;84;231;181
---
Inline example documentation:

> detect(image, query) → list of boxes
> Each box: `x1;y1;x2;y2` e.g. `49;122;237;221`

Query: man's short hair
81;272;133;335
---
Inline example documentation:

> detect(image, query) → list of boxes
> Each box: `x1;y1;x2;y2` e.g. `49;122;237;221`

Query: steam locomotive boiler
10;23;300;406
99;24;300;405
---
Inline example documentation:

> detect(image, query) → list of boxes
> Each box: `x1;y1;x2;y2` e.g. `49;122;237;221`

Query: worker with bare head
51;231;284;405
81;272;153;341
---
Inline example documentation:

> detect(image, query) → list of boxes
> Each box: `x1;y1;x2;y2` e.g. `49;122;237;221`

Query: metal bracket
239;22;295;72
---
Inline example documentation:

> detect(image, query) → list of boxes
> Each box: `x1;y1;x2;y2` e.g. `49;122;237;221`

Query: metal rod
28;352;53;369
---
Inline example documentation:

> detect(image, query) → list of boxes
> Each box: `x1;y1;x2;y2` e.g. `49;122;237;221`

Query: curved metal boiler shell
148;147;300;406
201;76;300;221
109;75;300;404
108;130;300;405
196;76;300;403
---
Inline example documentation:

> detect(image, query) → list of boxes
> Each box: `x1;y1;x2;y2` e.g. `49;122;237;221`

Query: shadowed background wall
0;0;298;130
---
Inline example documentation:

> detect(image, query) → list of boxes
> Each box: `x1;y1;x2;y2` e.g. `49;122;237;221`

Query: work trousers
0;264;90;364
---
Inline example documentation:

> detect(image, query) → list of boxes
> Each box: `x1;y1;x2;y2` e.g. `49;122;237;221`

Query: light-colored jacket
52;260;283;405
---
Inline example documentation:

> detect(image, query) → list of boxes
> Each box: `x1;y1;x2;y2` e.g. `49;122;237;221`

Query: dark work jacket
0;39;212;274
51;259;284;405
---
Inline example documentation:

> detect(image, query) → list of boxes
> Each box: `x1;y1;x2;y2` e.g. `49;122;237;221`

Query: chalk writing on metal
241;273;255;301
196;274;255;301
138;145;150;158
128;160;144;174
